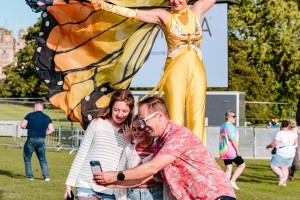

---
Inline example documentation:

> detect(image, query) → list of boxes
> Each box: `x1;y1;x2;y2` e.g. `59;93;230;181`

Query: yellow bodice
164;8;203;60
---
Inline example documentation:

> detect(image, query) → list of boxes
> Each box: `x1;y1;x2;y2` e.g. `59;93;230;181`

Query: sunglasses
138;111;159;126
230;115;236;118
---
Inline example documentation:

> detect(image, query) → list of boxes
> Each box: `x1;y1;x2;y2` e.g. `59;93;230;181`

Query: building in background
0;27;26;80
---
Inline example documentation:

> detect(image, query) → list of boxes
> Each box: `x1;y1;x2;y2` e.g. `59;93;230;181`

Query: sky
0;0;40;38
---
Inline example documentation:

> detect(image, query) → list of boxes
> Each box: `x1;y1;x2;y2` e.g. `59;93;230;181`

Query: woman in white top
64;89;135;200
266;120;298;186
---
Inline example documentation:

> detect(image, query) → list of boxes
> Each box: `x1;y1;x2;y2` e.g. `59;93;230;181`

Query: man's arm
94;154;177;184
103;176;154;188
20;119;28;129
46;123;55;135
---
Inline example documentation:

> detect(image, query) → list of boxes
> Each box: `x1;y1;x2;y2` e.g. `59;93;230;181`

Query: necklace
171;7;189;25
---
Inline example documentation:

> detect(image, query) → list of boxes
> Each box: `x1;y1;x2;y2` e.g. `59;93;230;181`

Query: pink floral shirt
154;121;235;200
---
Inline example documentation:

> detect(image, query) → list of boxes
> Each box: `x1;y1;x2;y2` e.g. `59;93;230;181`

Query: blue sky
0;0;40;38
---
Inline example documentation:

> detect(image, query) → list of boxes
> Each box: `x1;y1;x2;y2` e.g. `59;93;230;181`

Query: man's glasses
230;115;236;118
138;111;159;126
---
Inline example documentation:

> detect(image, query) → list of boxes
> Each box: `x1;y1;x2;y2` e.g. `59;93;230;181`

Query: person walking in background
20;101;55;181
64;89;135;200
219;110;246;190
288;119;300;181
94;97;236;200
266;117;280;129
266;120;298;186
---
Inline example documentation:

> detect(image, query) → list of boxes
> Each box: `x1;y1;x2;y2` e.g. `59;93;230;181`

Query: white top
65;118;127;195
275;130;297;158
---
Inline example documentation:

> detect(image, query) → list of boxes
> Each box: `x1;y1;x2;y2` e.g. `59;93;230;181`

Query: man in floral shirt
94;97;236;200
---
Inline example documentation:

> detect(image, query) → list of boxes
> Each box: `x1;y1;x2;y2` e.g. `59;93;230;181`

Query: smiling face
132;120;153;144
170;0;188;11
110;101;131;126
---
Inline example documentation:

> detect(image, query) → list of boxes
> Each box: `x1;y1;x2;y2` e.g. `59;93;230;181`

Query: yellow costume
155;8;207;143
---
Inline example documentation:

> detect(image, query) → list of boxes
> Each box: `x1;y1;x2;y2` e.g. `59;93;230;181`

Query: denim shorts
270;154;293;167
76;187;115;200
127;184;163;200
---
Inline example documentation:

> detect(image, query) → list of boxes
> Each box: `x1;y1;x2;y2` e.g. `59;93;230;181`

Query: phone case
90;161;102;174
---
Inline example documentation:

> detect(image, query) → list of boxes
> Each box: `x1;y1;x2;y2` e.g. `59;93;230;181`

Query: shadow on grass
0;169;24;179
245;163;270;171
234;160;280;184
238;174;277;185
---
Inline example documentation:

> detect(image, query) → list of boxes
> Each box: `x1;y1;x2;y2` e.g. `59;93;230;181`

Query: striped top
65;118;127;195
135;142;155;160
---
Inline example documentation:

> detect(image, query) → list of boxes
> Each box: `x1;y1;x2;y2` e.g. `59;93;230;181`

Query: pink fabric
154;121;235;200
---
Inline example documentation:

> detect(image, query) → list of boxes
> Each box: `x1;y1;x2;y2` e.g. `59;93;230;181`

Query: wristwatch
117;171;125;181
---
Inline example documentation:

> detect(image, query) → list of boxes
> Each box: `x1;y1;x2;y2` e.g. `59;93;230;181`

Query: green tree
0;20;47;97
226;0;300;123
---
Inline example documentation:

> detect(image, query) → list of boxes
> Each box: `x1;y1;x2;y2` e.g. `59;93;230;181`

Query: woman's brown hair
97;89;135;125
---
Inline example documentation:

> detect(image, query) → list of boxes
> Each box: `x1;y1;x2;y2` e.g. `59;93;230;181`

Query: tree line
0;0;299;125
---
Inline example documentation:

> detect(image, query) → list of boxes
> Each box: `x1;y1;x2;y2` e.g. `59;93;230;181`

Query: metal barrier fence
0;121;84;153
0;121;299;158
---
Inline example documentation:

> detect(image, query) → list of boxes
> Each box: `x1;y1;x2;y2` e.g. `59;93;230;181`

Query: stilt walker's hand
91;0;139;20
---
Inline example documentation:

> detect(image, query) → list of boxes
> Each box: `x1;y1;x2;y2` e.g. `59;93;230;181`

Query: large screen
131;4;228;87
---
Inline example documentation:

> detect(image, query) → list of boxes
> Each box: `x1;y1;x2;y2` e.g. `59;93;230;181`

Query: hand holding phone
90;161;103;175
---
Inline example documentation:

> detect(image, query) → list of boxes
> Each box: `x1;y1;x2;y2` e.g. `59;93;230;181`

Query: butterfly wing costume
25;0;167;128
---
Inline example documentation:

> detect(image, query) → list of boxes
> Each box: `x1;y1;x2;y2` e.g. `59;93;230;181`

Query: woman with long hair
64;89;135;200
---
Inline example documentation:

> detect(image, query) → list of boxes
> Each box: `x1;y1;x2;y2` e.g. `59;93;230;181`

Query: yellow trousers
163;49;207;144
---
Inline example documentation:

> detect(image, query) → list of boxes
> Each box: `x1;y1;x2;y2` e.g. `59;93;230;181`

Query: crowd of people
20;0;300;200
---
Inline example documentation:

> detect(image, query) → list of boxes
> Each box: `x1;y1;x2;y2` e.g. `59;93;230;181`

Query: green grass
0;145;300;200
0;145;76;200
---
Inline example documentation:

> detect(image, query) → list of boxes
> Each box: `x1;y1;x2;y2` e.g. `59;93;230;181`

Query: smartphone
90;161;103;175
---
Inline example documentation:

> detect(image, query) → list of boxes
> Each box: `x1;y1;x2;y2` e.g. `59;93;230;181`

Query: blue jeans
23;137;49;179
127;184;163;200
76;187;116;200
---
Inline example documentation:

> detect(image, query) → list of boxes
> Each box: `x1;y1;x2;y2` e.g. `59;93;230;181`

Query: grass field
1;145;300;200
0;103;81;128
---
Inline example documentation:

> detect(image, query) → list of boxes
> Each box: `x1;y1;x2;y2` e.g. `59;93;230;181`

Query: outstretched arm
91;0;169;27
100;176;154;188
94;153;177;184
191;0;217;20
